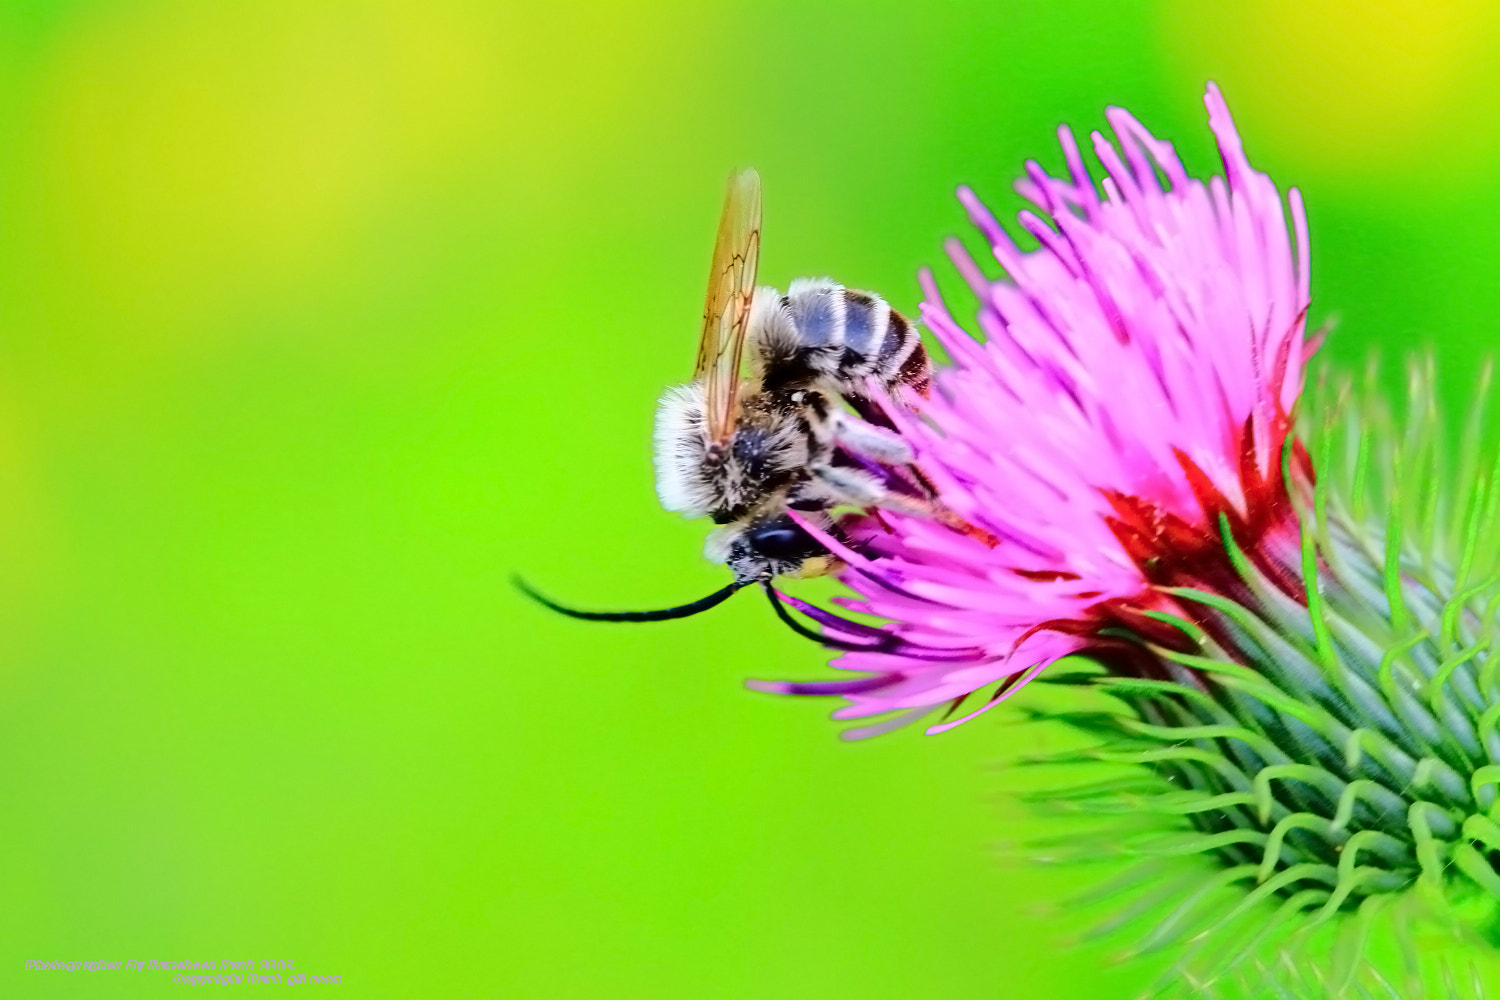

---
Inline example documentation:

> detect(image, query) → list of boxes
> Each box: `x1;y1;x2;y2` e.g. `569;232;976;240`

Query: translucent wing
694;168;762;445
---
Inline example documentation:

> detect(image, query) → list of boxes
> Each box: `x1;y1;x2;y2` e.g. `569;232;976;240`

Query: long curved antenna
759;582;892;652
515;576;744;622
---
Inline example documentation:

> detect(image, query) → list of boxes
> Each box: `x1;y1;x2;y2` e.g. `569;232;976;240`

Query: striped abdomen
750;278;931;399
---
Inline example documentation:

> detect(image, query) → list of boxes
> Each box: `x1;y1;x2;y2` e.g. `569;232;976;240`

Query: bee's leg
807;460;937;513
808;464;888;507
882;493;1002;548
862;487;944;518
807;464;1001;548
827;410;914;465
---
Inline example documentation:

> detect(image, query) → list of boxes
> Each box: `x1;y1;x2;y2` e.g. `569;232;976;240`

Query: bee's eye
747;521;819;560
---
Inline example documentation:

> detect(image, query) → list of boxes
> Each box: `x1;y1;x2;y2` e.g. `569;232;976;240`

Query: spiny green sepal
1024;364;1500;997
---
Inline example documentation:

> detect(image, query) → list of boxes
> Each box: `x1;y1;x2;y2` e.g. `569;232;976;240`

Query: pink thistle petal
762;85;1315;736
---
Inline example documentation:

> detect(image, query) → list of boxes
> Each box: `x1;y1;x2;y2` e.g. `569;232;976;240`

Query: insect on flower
521;82;1500;989
520;168;960;639
746;83;1316;738
738;83;1500;992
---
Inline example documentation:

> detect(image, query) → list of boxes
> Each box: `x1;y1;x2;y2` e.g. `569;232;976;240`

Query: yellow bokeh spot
1160;0;1500;176
37;0;508;333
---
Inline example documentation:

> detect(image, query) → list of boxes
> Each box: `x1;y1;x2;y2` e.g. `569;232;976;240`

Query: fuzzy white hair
652;382;713;516
746;285;797;375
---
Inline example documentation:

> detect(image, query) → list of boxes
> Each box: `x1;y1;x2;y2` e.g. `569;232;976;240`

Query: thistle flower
753;83;1312;737
754;85;1500;993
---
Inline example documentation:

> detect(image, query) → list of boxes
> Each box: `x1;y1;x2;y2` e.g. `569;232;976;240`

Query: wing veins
694;168;762;445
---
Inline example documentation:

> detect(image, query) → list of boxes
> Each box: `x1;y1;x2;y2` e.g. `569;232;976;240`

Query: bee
653;170;932;583
520;169;938;637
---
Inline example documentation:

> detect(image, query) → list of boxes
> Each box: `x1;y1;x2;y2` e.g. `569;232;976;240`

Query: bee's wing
693;168;762;445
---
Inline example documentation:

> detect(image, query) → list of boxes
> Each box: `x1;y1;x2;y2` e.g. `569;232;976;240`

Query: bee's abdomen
756;278;930;398
838;289;888;374
884;310;931;396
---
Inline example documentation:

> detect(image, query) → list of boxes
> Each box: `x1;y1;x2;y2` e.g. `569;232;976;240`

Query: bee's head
715;512;831;585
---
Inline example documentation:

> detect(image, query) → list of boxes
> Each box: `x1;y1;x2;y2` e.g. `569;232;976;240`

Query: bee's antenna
759;581;890;652
515;576;744;622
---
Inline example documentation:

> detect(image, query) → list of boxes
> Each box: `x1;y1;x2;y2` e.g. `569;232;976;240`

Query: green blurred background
2;1;1499;996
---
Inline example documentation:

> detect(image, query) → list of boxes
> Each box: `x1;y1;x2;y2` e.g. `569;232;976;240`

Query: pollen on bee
792;555;841;579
